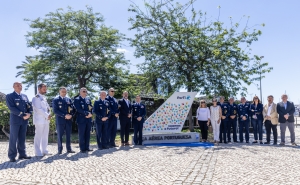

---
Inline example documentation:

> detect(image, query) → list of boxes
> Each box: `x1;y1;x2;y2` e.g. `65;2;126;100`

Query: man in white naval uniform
32;83;51;156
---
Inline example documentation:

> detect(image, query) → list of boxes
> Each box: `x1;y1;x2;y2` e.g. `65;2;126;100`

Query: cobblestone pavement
1;126;300;184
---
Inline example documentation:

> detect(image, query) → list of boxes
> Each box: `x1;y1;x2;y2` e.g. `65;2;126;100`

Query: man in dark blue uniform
237;96;251;143
118;91;132;146
218;96;230;144
74;87;93;153
105;88;119;147
93;91;111;150
6;82;32;162
132;95;146;145
52;87;75;154
228;97;238;143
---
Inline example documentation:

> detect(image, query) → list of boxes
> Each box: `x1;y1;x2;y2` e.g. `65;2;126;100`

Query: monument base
131;132;200;144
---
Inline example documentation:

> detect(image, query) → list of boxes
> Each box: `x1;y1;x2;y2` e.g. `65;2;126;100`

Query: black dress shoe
103;146;109;149
260;141;263;144
87;149;93;152
234;141;238;143
273;143;277;145
58;151;62;154
67;150;75;153
80;150;86;153
111;144;118;147
264;142;270;144
252;141;258;144
224;142;228;144
9;158;16;162
246;141;249;143
19;156;31;160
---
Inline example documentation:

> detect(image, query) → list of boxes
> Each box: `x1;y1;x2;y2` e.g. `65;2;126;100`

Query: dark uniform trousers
96;120;108;148
227;118;237;142
106;96;119;146
239;120;250;142
120;117;131;143
6;92;32;160
52;96;74;152
74;96;92;151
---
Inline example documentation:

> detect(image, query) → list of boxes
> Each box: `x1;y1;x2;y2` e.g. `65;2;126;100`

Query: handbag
208;124;213;133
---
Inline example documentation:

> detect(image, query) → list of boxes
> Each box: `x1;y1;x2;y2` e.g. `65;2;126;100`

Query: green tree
16;56;49;95
128;0;272;131
25;6;129;96
0;102;10;138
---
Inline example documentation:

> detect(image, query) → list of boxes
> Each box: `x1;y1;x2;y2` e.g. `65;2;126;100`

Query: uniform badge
135;109;137;111
86;99;90;104
100;107;102;109
106;103;109;106
82;105;84;109
224;110;227;114
58;102;62;104
141;106;144;108
107;108;110;114
88;105;92;111
16;102;19;106
27;103;31;109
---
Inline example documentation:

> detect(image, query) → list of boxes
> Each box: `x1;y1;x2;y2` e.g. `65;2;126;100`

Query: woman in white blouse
196;100;210;142
210;98;222;144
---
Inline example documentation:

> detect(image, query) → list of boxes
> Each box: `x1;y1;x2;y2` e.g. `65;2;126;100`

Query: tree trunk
187;86;194;132
2;127;10;138
34;81;37;95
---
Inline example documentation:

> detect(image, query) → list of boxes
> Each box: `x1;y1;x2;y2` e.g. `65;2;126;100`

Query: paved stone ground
1;124;300;184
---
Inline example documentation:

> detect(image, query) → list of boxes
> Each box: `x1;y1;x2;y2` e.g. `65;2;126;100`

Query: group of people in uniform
197;95;297;146
6;82;146;162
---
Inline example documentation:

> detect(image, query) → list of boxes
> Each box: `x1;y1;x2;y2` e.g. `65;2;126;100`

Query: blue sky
0;0;299;104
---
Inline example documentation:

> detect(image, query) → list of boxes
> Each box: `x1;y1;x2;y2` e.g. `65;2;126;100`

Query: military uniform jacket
74;96;93;124
218;102;230;121
6;92;32;125
228;103;238;120
52;96;75;125
249;103;263;120
32;93;51;125
118;98;132;121
105;96;119;116
132;103;146;123
237;103;251;121
93;99;111;123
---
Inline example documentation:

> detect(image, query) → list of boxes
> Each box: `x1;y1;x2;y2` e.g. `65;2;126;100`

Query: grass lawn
0;131;133;146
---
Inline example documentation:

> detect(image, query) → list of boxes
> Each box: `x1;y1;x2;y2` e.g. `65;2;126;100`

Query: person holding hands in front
196;100;210;142
250;96;264;144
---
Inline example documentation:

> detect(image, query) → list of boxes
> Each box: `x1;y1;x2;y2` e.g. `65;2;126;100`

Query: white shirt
124;98;129;107
32;93;51;124
196;107;210;121
267;103;273;116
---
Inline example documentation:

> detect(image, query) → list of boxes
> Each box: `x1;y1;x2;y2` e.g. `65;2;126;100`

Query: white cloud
117;48;130;53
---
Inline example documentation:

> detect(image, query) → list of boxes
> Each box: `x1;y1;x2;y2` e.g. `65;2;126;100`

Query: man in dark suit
74;87;93;153
6;82;32;162
93;91;111;150
132;95;146;145
105;88;119;147
277;94;297;146
118;91;132;146
52;87;75;154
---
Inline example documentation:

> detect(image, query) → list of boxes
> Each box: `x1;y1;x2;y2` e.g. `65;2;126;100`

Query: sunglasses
82;91;87;93
201;102;205;104
110;91;115;92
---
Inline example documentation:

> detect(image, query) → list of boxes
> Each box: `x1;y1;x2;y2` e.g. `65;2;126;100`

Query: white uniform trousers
34;124;49;156
211;120;220;141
